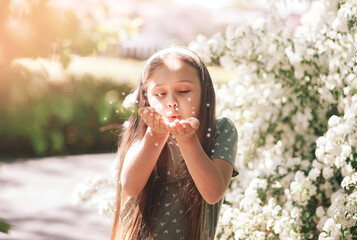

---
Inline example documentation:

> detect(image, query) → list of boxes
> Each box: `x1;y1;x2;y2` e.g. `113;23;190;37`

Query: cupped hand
166;117;200;142
138;107;169;137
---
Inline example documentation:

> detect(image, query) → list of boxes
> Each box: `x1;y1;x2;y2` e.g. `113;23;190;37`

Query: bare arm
167;119;233;205
120;108;169;197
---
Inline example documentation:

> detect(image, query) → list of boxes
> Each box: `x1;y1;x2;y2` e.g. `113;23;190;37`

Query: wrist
146;127;169;141
175;132;198;144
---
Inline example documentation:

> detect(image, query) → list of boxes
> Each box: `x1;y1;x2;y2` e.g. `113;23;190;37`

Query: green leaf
0;219;11;234
31;134;47;155
52;97;73;123
50;130;65;152
302;210;311;222
95;97;112;124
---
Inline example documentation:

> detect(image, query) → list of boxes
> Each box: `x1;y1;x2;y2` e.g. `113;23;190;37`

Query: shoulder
211;117;239;176
214;117;238;138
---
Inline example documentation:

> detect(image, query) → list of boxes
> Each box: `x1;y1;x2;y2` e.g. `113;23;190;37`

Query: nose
167;95;178;109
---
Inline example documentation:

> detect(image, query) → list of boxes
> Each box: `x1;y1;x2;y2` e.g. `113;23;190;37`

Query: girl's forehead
160;55;193;70
147;56;199;79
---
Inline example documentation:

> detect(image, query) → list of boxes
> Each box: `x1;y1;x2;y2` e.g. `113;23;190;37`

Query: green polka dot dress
120;118;238;240
152;118;238;240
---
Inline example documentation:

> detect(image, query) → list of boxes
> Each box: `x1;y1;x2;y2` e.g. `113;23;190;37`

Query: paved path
0;153;116;240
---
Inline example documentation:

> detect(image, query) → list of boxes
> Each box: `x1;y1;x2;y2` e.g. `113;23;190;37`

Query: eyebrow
152;80;195;87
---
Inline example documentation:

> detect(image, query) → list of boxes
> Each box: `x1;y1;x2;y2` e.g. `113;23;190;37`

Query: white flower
285;46;302;65
71;182;92;204
308;168;321;181
188;34;213;63
290;171;317;205
341;172;357;190
315;147;325;162
219;55;236;70
324;154;335;166
249;178;268;190
294;171;306;182
322;167;334;179
312;159;323;170
290;207;299;219
322;218;338;233
316;206;326;218
341;176;352;189
301;160;311;171
327;115;341;128
332;16;348;32
341;144;352;159
207;32;225;56
335;156;346;169
317;216;328;232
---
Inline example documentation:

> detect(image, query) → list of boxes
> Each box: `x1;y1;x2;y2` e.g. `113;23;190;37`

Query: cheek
148;96;165;111
187;97;201;118
148;96;158;107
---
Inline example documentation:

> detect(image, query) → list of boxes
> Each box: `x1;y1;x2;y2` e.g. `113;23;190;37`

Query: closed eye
179;90;190;94
155;93;166;97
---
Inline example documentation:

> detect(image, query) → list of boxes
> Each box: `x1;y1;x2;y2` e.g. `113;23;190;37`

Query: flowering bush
73;0;357;239
189;0;357;239
71;156;118;218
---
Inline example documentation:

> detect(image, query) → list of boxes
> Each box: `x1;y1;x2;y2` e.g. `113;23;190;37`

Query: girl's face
146;56;201;122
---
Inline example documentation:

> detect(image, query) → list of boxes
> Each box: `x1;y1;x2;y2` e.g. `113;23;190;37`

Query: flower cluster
71;157;118;218
190;0;357;239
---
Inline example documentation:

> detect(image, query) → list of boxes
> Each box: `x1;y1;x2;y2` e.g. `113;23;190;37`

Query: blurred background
0;0;313;238
0;0;309;159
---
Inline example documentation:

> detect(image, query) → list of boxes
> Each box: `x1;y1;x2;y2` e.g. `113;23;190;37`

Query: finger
149;113;156;128
141;110;149;124
174;120;184;134
184;122;194;133
153;112;161;129
165;121;172;133
186;117;200;129
143;109;154;127
169;121;179;135
159;118;167;131
143;107;150;116
139;107;150;117
176;120;186;135
165;124;171;133
163;117;170;128
150;108;159;125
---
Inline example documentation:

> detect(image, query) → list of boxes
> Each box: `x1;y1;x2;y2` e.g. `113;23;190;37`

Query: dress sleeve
210;118;239;177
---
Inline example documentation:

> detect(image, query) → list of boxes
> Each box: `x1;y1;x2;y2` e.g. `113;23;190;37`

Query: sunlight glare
171;0;234;10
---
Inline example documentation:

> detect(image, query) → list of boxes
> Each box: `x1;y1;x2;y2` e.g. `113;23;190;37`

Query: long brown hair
111;47;216;240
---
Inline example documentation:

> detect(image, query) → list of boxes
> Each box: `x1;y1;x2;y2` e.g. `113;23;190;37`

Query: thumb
186;117;200;129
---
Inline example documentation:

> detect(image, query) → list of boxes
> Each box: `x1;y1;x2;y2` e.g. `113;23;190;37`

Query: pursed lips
167;113;181;122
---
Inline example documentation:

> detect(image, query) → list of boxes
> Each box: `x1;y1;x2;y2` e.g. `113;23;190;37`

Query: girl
111;47;238;240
